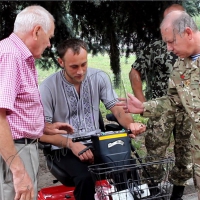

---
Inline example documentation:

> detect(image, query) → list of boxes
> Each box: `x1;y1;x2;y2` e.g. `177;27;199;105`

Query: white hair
14;5;55;34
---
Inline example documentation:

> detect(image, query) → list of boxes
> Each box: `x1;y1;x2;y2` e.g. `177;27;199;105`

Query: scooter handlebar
72;135;92;142
72;129;131;143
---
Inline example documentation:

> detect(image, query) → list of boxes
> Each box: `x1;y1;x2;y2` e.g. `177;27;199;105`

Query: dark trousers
52;149;95;200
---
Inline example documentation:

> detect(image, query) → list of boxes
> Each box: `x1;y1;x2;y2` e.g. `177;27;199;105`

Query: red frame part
37;185;75;200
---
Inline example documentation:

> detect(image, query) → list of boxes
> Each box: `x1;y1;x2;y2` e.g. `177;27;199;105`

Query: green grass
37;53;147;124
37;66;59;83
37;54;148;156
88;53;134;95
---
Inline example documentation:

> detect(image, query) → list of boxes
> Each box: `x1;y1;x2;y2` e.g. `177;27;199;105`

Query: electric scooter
38;114;174;200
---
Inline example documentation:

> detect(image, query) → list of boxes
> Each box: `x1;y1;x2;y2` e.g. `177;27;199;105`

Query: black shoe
170;185;184;200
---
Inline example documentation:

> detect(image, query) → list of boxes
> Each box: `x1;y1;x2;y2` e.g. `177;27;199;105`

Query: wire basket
89;156;175;200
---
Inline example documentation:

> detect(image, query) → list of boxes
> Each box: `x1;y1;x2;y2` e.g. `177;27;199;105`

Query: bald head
160;10;200;58
161;11;198;34
164;4;185;18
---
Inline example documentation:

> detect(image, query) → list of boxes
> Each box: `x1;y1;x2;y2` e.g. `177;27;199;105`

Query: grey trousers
0;142;39;200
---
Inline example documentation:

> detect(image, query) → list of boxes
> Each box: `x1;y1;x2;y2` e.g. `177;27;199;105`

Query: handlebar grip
72;135;92;142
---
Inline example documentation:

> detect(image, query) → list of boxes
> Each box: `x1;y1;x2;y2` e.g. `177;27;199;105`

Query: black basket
89;157;175;200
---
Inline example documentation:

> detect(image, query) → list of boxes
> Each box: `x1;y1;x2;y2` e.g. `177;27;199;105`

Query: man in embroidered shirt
0;5;56;200
39;38;146;200
117;11;200;200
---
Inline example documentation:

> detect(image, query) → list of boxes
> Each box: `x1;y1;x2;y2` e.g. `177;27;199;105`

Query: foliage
0;1;73;70
131;139;147;157
183;0;200;16
1;0;200;85
0;2;29;41
193;15;200;29
69;1;179;85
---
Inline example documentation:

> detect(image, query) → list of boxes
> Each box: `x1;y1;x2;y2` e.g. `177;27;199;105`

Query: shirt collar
190;53;200;61
9;33;33;60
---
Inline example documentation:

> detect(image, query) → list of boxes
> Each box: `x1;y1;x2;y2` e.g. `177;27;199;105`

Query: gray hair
161;11;198;34
14;5;55;34
173;11;198;34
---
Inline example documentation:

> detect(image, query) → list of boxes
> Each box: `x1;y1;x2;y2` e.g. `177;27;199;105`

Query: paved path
182;178;198;200
183;193;198;200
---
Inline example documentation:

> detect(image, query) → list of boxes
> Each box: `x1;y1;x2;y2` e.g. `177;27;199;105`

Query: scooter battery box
92;131;131;165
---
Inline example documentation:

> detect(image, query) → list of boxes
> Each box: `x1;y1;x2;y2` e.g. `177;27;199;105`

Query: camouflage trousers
191;126;200;192
144;110;192;186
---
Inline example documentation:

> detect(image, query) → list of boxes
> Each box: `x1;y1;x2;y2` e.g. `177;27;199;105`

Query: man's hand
128;122;146;138
44;122;74;135
70;142;94;164
116;93;144;114
13;169;34;200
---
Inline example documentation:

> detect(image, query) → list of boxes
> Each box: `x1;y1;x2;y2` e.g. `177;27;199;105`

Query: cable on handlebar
72;129;131;143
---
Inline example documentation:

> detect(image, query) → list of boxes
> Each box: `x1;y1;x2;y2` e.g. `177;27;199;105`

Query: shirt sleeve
143;96;174;117
98;71;119;110
0;53;19;112
39;83;54;123
143;70;182;118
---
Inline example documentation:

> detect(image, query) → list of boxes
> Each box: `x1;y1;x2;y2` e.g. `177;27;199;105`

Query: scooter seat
39;141;75;187
46;154;75;187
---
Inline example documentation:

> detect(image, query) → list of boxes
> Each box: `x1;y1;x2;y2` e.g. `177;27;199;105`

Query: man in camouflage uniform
130;39;177;100
129;5;192;200
130;39;192;200
120;10;200;200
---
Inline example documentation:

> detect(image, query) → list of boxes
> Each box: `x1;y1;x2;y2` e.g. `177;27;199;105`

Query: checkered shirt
0;33;44;139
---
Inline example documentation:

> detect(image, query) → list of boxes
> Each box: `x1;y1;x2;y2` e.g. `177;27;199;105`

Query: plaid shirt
0;33;44;139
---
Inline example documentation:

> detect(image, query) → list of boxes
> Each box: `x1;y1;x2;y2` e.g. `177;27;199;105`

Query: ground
38;149;61;190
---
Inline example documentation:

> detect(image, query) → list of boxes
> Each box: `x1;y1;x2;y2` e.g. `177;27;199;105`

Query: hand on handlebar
128;122;146;138
70;142;94;164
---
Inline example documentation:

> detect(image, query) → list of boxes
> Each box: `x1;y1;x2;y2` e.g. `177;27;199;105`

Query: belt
14;138;38;144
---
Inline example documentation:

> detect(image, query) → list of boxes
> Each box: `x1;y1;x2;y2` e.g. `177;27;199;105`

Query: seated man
39;38;146;200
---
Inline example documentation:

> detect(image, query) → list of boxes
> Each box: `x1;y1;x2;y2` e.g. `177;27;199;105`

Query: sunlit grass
37;53;148;156
37;66;60;84
37;53;147;124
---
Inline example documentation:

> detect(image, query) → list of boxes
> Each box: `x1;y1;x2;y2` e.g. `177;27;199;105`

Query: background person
39;38;146;200
129;4;192;200
117;10;200;200
0;5;55;200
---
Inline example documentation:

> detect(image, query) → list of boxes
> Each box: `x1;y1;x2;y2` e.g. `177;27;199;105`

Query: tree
183;0;200;16
0;1;72;70
0;1;198;84
69;1;179;85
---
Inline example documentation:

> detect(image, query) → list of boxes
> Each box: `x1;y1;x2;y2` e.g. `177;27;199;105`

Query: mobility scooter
38;113;174;200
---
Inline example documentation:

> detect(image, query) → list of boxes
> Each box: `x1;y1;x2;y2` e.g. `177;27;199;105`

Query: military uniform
143;56;200;190
132;39;192;185
132;39;176;100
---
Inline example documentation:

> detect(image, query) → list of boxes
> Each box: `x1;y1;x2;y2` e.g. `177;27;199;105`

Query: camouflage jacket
132;39;177;100
143;57;200;139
